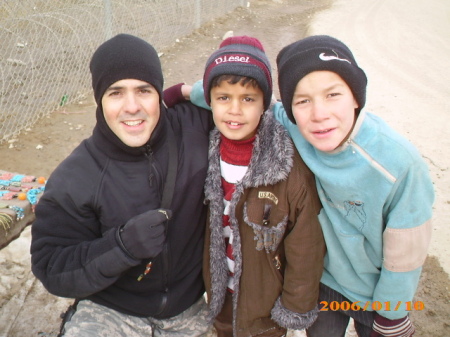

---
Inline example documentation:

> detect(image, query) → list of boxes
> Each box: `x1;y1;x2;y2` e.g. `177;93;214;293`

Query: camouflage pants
62;296;211;337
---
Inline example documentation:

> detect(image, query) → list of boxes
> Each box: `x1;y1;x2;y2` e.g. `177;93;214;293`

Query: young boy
271;35;435;337
166;36;325;337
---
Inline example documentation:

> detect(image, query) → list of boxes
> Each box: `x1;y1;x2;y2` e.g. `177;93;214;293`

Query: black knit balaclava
89;34;164;150
277;35;367;124
203;35;273;111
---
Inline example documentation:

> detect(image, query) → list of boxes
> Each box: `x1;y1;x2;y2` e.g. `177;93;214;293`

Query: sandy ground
0;0;449;336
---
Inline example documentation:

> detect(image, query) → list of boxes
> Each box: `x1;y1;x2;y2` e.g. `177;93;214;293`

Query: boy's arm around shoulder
164;80;214;133
271;102;308;145
189;80;211;110
187;80;296;127
166;99;214;135
163;80;211;111
186;80;294;130
271;151;325;330
163;82;194;108
272;101;291;128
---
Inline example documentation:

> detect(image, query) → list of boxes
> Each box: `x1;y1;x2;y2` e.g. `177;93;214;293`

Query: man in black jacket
31;34;214;336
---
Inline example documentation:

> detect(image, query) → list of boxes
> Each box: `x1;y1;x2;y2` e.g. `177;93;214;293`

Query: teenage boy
165;36;325;337
272;35;434;337
31;34;214;336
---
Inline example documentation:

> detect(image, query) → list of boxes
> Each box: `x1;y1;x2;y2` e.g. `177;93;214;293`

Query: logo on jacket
344;200;366;227
258;191;278;205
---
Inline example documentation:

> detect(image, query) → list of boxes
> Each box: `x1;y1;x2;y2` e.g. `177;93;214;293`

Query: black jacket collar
91;105;168;162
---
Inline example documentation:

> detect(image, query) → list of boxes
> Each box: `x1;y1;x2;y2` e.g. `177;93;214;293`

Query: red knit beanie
203;36;272;110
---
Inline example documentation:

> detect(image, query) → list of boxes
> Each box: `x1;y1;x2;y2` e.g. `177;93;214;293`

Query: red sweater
219;135;254;291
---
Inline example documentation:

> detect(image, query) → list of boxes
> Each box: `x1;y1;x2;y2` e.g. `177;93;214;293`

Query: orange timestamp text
320;300;425;312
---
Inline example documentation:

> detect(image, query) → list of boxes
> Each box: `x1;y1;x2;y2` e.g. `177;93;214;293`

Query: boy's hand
370;313;415;337
181;84;192;100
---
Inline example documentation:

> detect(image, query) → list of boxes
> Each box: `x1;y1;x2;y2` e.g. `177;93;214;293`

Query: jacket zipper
156;242;170;315
145;145;154;186
145;145;163;194
347;139;397;183
145;144;169;315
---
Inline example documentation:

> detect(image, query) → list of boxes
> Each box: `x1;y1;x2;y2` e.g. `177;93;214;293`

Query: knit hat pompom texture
203;35;273;110
90;34;164;105
277;35;367;124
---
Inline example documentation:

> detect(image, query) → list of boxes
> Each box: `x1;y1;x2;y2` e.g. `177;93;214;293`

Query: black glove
117;209;172;260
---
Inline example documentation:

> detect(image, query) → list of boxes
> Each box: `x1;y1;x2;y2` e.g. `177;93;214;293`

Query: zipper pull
146;146;154;186
262;204;271;226
158;209;170;220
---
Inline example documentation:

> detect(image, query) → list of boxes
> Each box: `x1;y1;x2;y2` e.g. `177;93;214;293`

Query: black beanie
277;35;367;124
203;35;273;111
89;34;164;106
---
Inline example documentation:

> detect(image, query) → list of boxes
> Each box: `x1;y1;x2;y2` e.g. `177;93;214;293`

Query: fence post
103;0;113;40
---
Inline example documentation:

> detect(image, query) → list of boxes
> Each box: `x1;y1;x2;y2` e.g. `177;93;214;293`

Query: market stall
0;170;45;249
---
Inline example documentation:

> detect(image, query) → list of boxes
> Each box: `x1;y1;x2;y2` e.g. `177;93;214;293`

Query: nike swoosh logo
319;52;351;64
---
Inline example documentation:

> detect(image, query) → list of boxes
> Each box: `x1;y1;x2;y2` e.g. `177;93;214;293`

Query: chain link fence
0;0;244;143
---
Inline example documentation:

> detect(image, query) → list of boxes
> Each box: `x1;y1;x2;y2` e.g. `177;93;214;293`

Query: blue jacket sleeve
372;159;434;319
272;102;302;137
190;80;211;110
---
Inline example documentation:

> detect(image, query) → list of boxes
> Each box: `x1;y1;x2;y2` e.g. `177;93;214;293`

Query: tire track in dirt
353;0;449;102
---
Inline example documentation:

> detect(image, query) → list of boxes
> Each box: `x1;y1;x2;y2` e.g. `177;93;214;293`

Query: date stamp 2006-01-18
320;301;425;312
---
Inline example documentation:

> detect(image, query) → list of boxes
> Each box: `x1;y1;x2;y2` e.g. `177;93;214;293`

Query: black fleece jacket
31;102;213;318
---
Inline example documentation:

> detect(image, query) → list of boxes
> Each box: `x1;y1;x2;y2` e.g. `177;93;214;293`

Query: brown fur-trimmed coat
203;110;325;337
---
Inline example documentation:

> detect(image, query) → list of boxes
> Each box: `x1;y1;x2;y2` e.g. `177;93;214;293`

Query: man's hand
117;209;172;260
